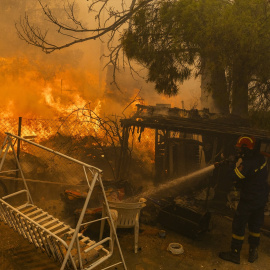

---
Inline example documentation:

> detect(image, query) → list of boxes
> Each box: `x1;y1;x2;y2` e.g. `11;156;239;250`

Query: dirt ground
0;212;270;270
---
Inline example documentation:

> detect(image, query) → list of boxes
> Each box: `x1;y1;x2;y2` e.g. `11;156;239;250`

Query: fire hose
214;151;270;168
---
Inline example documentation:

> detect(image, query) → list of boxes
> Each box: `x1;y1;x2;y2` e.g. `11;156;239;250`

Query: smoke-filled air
1;0;200;120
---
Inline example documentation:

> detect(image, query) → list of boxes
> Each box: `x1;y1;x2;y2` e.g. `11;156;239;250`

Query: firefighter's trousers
231;200;265;251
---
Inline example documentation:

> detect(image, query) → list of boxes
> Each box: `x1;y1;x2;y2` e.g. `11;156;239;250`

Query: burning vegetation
0;55;160;196
1;2;270;269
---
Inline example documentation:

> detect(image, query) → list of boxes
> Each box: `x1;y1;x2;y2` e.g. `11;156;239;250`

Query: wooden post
205;136;218;210
155;129;169;182
16;117;22;178
163;130;169;179
117;126;130;180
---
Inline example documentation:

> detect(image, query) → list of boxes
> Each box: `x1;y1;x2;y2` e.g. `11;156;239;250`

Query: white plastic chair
99;198;146;253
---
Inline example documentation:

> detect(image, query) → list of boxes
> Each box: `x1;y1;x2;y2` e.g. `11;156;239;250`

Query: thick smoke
0;0;200;119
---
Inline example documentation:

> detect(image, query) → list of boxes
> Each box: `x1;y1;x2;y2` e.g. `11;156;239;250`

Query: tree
122;0;230;113
123;0;270;117
16;0;270;118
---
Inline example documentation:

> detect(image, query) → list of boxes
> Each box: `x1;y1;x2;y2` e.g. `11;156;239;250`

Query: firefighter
219;135;269;264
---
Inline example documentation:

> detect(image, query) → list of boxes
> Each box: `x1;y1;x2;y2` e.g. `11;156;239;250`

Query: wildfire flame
0;56;154;166
0;56;106;141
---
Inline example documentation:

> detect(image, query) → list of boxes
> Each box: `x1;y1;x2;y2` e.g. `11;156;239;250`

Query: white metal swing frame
0;132;128;270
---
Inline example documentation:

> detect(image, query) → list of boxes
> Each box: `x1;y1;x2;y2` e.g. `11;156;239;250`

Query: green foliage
122;0;230;96
249;110;270;131
122;0;270;117
122;0;196;96
249;80;270;111
222;0;270;77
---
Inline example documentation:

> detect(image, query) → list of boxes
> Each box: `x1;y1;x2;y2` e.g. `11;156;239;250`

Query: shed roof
121;105;270;142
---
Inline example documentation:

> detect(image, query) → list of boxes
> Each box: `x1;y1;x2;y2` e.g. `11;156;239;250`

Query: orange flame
0;55;156;168
0;56;106;141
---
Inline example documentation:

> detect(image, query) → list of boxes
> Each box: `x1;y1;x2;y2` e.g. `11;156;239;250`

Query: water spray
132;164;215;201
132;149;270;202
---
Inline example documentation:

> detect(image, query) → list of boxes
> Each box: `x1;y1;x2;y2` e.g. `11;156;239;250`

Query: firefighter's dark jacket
232;153;269;208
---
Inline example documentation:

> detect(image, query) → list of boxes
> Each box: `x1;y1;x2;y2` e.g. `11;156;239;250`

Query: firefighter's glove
214;161;223;168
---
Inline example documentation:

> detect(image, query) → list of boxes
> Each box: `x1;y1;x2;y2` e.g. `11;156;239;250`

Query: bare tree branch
54;101;137;180
16;0;154;54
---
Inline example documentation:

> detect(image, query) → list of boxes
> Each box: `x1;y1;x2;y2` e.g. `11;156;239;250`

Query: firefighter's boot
248;247;258;263
219;249;240;264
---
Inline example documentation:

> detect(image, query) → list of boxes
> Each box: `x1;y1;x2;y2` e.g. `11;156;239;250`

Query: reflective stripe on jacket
233;153;269;208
